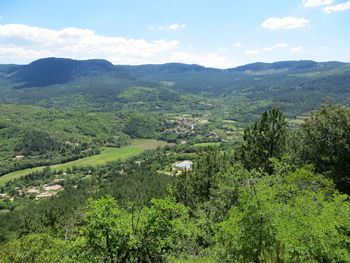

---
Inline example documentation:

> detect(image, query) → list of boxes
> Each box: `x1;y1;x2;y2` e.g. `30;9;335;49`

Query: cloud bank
261;17;310;30
170;52;235;68
323;1;350;13
0;24;179;64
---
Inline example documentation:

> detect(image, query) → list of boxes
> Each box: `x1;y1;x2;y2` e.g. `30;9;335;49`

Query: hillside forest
0;58;349;263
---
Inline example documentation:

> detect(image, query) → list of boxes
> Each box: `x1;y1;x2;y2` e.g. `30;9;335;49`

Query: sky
0;0;349;68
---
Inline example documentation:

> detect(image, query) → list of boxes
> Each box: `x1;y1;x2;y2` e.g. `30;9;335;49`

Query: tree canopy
240;108;287;173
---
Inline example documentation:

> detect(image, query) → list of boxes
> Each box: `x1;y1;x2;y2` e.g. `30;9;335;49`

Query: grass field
0;139;170;186
193;142;221;147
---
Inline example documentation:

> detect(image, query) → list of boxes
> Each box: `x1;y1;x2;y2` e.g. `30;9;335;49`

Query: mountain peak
11;57;116;88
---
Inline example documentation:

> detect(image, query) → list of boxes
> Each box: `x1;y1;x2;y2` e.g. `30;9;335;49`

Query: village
163;113;244;144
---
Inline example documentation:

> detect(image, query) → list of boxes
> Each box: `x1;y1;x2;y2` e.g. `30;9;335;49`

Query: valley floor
0;139;170;186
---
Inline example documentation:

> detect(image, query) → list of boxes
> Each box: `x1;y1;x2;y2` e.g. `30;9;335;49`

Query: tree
240;108;287;173
75;196;131;263
0;234;71;263
295;104;350;193
173;149;233;207
133;198;191;262
123;113;163;139
75;196;190;262
216;166;350;263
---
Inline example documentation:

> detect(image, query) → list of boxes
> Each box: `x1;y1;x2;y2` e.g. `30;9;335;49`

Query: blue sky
0;0;349;68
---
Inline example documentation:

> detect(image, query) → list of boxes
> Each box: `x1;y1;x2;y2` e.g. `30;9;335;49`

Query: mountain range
1;57;349;118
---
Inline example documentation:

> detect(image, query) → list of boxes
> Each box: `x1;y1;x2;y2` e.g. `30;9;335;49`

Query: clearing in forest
0;139;170;186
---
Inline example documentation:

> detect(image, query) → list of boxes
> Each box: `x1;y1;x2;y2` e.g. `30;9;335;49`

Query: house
26;188;40;194
0;193;8;199
52;178;64;183
44;184;63;191
14;155;25;160
172;161;193;170
36;192;56;199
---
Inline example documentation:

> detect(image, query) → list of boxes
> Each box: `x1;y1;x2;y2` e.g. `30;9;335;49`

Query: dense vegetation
0;104;135;175
1;57;350;262
1;58;350;120
0;104;349;262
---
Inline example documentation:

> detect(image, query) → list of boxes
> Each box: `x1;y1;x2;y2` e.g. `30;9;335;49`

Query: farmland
0;139;170;186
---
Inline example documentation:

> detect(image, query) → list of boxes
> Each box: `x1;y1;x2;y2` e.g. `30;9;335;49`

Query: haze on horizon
0;0;349;68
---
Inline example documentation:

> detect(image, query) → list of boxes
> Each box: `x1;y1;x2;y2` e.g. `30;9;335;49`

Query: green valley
0;58;350;263
0;139;170;186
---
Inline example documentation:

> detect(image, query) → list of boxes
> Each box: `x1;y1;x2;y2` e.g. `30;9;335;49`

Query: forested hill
2;58;349;87
0;58;350;116
7;57;133;88
227;60;346;73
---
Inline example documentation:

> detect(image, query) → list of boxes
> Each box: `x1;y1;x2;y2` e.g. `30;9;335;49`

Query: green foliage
216;166;350;263
295;103;350;193
0;104;129;175
75;196;190;262
0;129;350;262
173;148;233;207
123;113;163;139
15;129;63;155
0;233;71;263
76;196;130;262
132;198;191;261
1;59;350;263
118;86;180;102
11;57;124;88
2;58;350;117
240;108;287;173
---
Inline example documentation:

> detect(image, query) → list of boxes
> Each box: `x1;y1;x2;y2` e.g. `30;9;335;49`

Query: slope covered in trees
0;105;349;262
0;104;132;175
0;58;350;118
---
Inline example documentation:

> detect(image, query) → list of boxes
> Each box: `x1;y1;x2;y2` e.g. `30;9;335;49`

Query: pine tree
240;108;287;173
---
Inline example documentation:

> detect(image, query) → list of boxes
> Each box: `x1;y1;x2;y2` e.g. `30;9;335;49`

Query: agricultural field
193;142;221;148
0;139;170;186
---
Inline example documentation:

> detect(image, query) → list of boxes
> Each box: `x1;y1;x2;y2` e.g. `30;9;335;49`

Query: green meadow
193;142;221;148
0;139;169;186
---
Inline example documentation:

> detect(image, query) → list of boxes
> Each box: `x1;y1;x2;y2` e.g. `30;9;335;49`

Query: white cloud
157;24;186;31
0;47;54;61
168;24;186;30
0;24;179;64
262;43;289;52
148;24;186;31
218;48;228;52
0;24;237;68
302;0;333;7
244;49;261;55
261;17;310;30
273;43;289;48
170;52;235;68
290;46;304;52
323;1;350;13
234;42;242;47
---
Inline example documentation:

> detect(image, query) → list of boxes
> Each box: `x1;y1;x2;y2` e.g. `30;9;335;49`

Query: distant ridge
9;57;131;88
1;57;349;93
227;60;346;73
0;57;349;115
